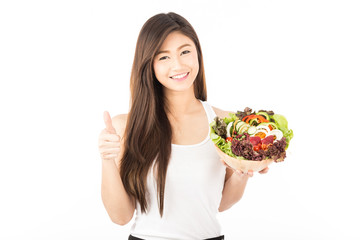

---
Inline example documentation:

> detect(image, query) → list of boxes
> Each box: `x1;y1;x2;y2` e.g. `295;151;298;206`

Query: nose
170;55;182;70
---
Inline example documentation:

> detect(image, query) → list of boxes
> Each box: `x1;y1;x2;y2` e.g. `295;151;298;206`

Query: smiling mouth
169;72;189;80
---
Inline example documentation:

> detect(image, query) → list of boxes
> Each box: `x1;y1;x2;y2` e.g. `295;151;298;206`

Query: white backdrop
1;0;359;239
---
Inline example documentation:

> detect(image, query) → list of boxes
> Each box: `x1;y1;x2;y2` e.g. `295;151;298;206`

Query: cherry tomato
253;145;261;151
226;137;233;142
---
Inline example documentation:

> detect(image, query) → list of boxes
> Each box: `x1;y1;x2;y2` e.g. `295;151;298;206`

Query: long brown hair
120;12;207;216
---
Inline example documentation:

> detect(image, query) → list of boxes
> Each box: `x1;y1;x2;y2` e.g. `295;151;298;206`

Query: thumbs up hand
98;111;122;162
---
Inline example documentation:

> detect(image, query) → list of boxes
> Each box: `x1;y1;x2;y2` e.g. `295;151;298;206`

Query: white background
1;0;359;239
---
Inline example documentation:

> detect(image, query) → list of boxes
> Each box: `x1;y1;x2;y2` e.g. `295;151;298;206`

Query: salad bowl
210;107;293;173
215;145;275;173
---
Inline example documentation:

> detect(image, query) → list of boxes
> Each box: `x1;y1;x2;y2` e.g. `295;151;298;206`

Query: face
153;31;199;94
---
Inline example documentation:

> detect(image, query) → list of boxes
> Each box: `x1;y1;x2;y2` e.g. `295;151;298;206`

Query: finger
99;148;121;154
104;111;116;134
235;169;253;177
99;141;121;149
259;167;269;174
102;154;119;160
101;152;118;157
99;133;120;142
100;151;119;158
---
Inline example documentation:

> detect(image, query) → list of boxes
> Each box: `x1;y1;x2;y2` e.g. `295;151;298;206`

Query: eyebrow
156;44;192;55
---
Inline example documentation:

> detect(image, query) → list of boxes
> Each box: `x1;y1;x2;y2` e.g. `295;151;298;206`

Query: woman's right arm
99;112;135;225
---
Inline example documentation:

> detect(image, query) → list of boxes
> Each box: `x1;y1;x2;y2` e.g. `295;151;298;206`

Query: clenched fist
98;111;122;162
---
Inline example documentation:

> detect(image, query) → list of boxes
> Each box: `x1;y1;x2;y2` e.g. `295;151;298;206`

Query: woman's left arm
218;166;268;212
218;168;250;212
212;106;269;211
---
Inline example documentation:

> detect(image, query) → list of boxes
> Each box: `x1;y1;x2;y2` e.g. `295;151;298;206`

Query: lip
169;72;189;81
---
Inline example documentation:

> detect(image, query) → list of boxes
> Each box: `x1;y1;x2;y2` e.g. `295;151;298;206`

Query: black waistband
128;234;224;240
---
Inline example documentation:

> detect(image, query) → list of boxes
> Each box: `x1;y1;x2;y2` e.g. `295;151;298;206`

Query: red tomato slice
253;145;261;151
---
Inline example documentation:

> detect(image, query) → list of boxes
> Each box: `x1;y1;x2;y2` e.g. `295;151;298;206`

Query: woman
98;12;268;240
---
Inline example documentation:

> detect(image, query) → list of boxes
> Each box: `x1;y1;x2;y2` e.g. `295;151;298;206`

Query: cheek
190;54;199;75
153;62;167;80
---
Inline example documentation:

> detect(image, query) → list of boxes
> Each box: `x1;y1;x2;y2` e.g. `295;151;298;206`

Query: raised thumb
103;111;116;134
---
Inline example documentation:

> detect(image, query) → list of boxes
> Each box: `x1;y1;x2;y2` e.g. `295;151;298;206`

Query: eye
159;56;169;61
181;50;190;55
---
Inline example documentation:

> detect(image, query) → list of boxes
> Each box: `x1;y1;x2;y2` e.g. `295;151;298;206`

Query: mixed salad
210;107;293;162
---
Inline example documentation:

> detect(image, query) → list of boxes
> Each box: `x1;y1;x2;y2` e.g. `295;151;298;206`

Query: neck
164;86;200;117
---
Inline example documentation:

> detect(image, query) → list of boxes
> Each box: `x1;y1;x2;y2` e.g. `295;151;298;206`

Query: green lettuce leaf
210;122;245;160
224;113;237;124
271;114;293;149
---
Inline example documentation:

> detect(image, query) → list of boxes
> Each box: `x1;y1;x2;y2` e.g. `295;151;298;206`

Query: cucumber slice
235;121;246;132
239;124;250;134
247;126;257;135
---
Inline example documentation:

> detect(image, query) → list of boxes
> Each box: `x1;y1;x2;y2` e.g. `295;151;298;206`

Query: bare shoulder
111;113;128;137
212;106;235;119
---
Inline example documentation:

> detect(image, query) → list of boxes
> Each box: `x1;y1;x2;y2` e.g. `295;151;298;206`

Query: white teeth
171;73;188;79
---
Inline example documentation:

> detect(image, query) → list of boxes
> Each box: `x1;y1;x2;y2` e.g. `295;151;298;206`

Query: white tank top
130;100;226;240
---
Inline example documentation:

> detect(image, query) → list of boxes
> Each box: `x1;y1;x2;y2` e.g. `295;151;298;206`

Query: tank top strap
200;100;217;124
